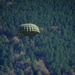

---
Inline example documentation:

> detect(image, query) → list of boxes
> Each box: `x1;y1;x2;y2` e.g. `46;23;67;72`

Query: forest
0;0;75;75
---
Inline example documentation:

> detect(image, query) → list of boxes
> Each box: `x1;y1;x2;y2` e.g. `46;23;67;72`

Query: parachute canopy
17;23;40;36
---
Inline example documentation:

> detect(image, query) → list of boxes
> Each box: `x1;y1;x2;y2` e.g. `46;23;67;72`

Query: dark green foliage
15;68;24;75
1;0;75;75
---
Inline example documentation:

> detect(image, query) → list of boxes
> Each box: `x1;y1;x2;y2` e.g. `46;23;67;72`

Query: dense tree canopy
0;0;75;75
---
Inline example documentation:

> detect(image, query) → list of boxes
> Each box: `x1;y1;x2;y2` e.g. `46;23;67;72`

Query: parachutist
17;23;40;49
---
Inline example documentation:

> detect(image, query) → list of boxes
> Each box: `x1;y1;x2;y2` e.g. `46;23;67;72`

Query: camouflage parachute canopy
17;23;40;36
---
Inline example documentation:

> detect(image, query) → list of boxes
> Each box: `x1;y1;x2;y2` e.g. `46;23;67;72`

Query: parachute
17;23;40;36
